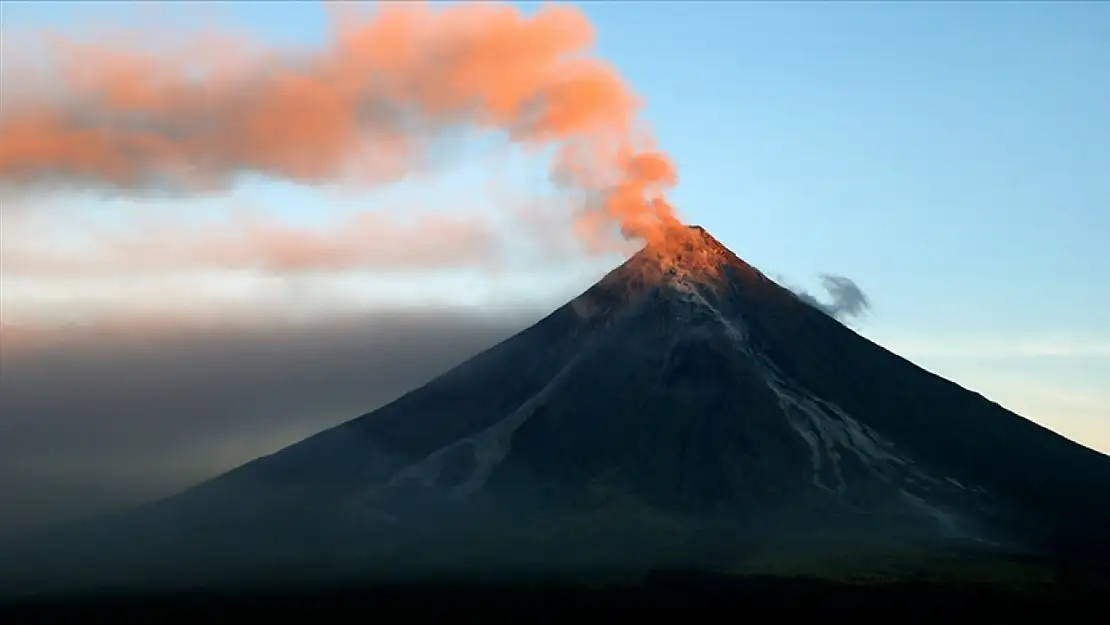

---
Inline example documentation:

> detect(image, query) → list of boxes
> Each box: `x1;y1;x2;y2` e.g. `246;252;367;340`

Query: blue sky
3;1;1107;453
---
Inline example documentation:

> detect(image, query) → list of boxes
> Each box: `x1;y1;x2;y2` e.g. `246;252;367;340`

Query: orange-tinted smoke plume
0;1;683;250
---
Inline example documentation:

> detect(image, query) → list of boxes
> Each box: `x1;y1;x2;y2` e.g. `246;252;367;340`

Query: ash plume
0;1;682;255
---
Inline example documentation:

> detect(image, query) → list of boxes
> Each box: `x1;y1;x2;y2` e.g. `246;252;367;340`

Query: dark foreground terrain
5;546;1108;617
3;573;1106;617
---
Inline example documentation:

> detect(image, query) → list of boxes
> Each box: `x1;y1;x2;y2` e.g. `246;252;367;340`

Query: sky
1;0;1107;531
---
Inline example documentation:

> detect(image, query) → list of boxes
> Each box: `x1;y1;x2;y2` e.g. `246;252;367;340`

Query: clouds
0;309;536;535
0;178;620;280
0;146;616;326
879;336;1110;360
4;207;507;277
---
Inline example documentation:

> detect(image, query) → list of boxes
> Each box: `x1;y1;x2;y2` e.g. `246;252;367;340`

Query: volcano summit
6;226;1110;592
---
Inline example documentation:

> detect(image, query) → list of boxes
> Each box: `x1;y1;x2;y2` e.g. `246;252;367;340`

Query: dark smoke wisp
789;274;872;323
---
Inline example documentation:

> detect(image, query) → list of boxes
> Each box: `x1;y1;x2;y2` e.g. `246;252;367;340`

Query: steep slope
722;252;1110;558
5;226;1108;593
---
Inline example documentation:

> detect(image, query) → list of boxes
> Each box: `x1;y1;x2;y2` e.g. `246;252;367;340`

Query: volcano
6;226;1110;592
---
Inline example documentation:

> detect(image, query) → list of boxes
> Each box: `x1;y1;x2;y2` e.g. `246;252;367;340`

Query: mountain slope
5;226;1108;592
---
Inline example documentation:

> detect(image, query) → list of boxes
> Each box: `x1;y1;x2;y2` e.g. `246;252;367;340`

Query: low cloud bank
0;309;537;534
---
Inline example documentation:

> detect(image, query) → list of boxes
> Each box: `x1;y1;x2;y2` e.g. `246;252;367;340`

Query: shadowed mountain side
722;264;1110;558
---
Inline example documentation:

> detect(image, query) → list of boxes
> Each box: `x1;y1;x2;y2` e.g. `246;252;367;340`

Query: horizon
1;0;1106;533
